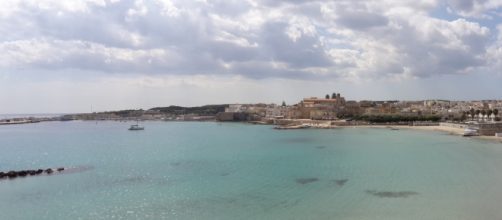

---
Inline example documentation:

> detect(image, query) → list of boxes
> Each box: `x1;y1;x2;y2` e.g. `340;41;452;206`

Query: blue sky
0;0;501;113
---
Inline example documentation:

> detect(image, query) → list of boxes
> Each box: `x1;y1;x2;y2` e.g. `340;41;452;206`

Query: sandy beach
345;125;502;143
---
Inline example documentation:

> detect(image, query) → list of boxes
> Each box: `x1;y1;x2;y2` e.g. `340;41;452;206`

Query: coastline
2;118;501;143
345;124;502;143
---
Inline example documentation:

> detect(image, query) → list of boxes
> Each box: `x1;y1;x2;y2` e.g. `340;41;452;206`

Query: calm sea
1;121;502;220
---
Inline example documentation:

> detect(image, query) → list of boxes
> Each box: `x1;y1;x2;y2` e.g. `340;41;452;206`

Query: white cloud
0;38;179;73
447;0;502;18
286;16;317;42
0;0;500;81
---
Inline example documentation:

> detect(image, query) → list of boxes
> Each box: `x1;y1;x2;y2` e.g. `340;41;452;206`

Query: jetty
0;119;40;125
0;167;65;180
274;124;312;130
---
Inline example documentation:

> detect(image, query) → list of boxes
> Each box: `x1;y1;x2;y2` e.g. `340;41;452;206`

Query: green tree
481;109;486;121
469;108;475;120
493;109;499;118
487;109;493;120
460;111;467;121
475;109;481;121
281;101;286;107
325;94;330;99
331;93;336;99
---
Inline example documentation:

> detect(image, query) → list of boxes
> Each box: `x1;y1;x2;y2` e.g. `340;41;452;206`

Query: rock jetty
0;167;65;180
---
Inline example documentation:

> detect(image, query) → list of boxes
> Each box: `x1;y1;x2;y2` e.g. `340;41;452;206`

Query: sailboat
128;120;144;131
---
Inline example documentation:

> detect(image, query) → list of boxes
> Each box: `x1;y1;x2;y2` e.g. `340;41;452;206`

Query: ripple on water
280;137;316;144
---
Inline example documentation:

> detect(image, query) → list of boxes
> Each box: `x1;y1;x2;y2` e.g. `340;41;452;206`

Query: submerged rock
57;167;64;172
45;169;54;174
296;178;319;185
62;166;94;174
365;190;418;198
334;179;348;187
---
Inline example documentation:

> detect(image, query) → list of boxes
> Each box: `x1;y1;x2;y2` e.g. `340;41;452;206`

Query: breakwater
0;167;65;180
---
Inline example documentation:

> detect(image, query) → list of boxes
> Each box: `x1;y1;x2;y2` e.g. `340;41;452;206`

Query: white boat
128;123;144;131
463;128;478;136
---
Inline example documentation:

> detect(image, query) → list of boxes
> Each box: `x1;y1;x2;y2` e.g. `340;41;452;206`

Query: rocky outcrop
0;167;67;180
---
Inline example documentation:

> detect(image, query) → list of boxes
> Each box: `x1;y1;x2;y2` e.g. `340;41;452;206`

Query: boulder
18;171;28;177
45;168;54;174
57;167;64;172
7;171;18;178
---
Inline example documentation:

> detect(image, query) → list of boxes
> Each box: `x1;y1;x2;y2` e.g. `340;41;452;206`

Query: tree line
351;114;441;123
150;105;228;116
464;108;500;121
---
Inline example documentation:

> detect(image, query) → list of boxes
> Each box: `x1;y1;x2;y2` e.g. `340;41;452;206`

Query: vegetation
459;112;467;122
352;114;441;123
109;109;144;117
470;108;475;120
466;108;500;121
150;105;228;116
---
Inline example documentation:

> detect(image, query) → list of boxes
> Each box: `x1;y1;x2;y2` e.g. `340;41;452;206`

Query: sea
1;121;502;220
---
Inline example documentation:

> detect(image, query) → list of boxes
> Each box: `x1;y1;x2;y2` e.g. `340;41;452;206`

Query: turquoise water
1;121;502;220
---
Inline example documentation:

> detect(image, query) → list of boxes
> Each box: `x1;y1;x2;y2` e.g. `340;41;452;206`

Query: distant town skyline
1;0;501;114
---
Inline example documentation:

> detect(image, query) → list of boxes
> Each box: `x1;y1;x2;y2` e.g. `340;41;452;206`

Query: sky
0;0;502;113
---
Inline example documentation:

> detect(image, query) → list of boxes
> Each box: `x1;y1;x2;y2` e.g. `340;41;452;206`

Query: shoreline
345;125;502;143
2;119;501;143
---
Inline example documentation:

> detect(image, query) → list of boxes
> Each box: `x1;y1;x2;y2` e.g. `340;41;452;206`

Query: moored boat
463;128;478;136
128;124;144;131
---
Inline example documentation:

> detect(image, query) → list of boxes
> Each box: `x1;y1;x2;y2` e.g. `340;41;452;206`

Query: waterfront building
290;93;346;120
265;104;288;119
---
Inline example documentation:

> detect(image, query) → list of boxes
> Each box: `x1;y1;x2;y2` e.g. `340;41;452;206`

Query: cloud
0;0;500;82
446;0;502;18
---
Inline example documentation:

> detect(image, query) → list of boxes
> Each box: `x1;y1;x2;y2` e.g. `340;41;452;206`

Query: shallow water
1;121;502;219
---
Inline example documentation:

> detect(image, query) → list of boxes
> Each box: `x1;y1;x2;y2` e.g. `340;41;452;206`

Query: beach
348;124;502;143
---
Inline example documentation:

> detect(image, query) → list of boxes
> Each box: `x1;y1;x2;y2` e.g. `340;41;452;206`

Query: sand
344;125;502;143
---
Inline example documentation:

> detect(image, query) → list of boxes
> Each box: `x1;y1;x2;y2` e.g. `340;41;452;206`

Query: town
2;92;502;137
